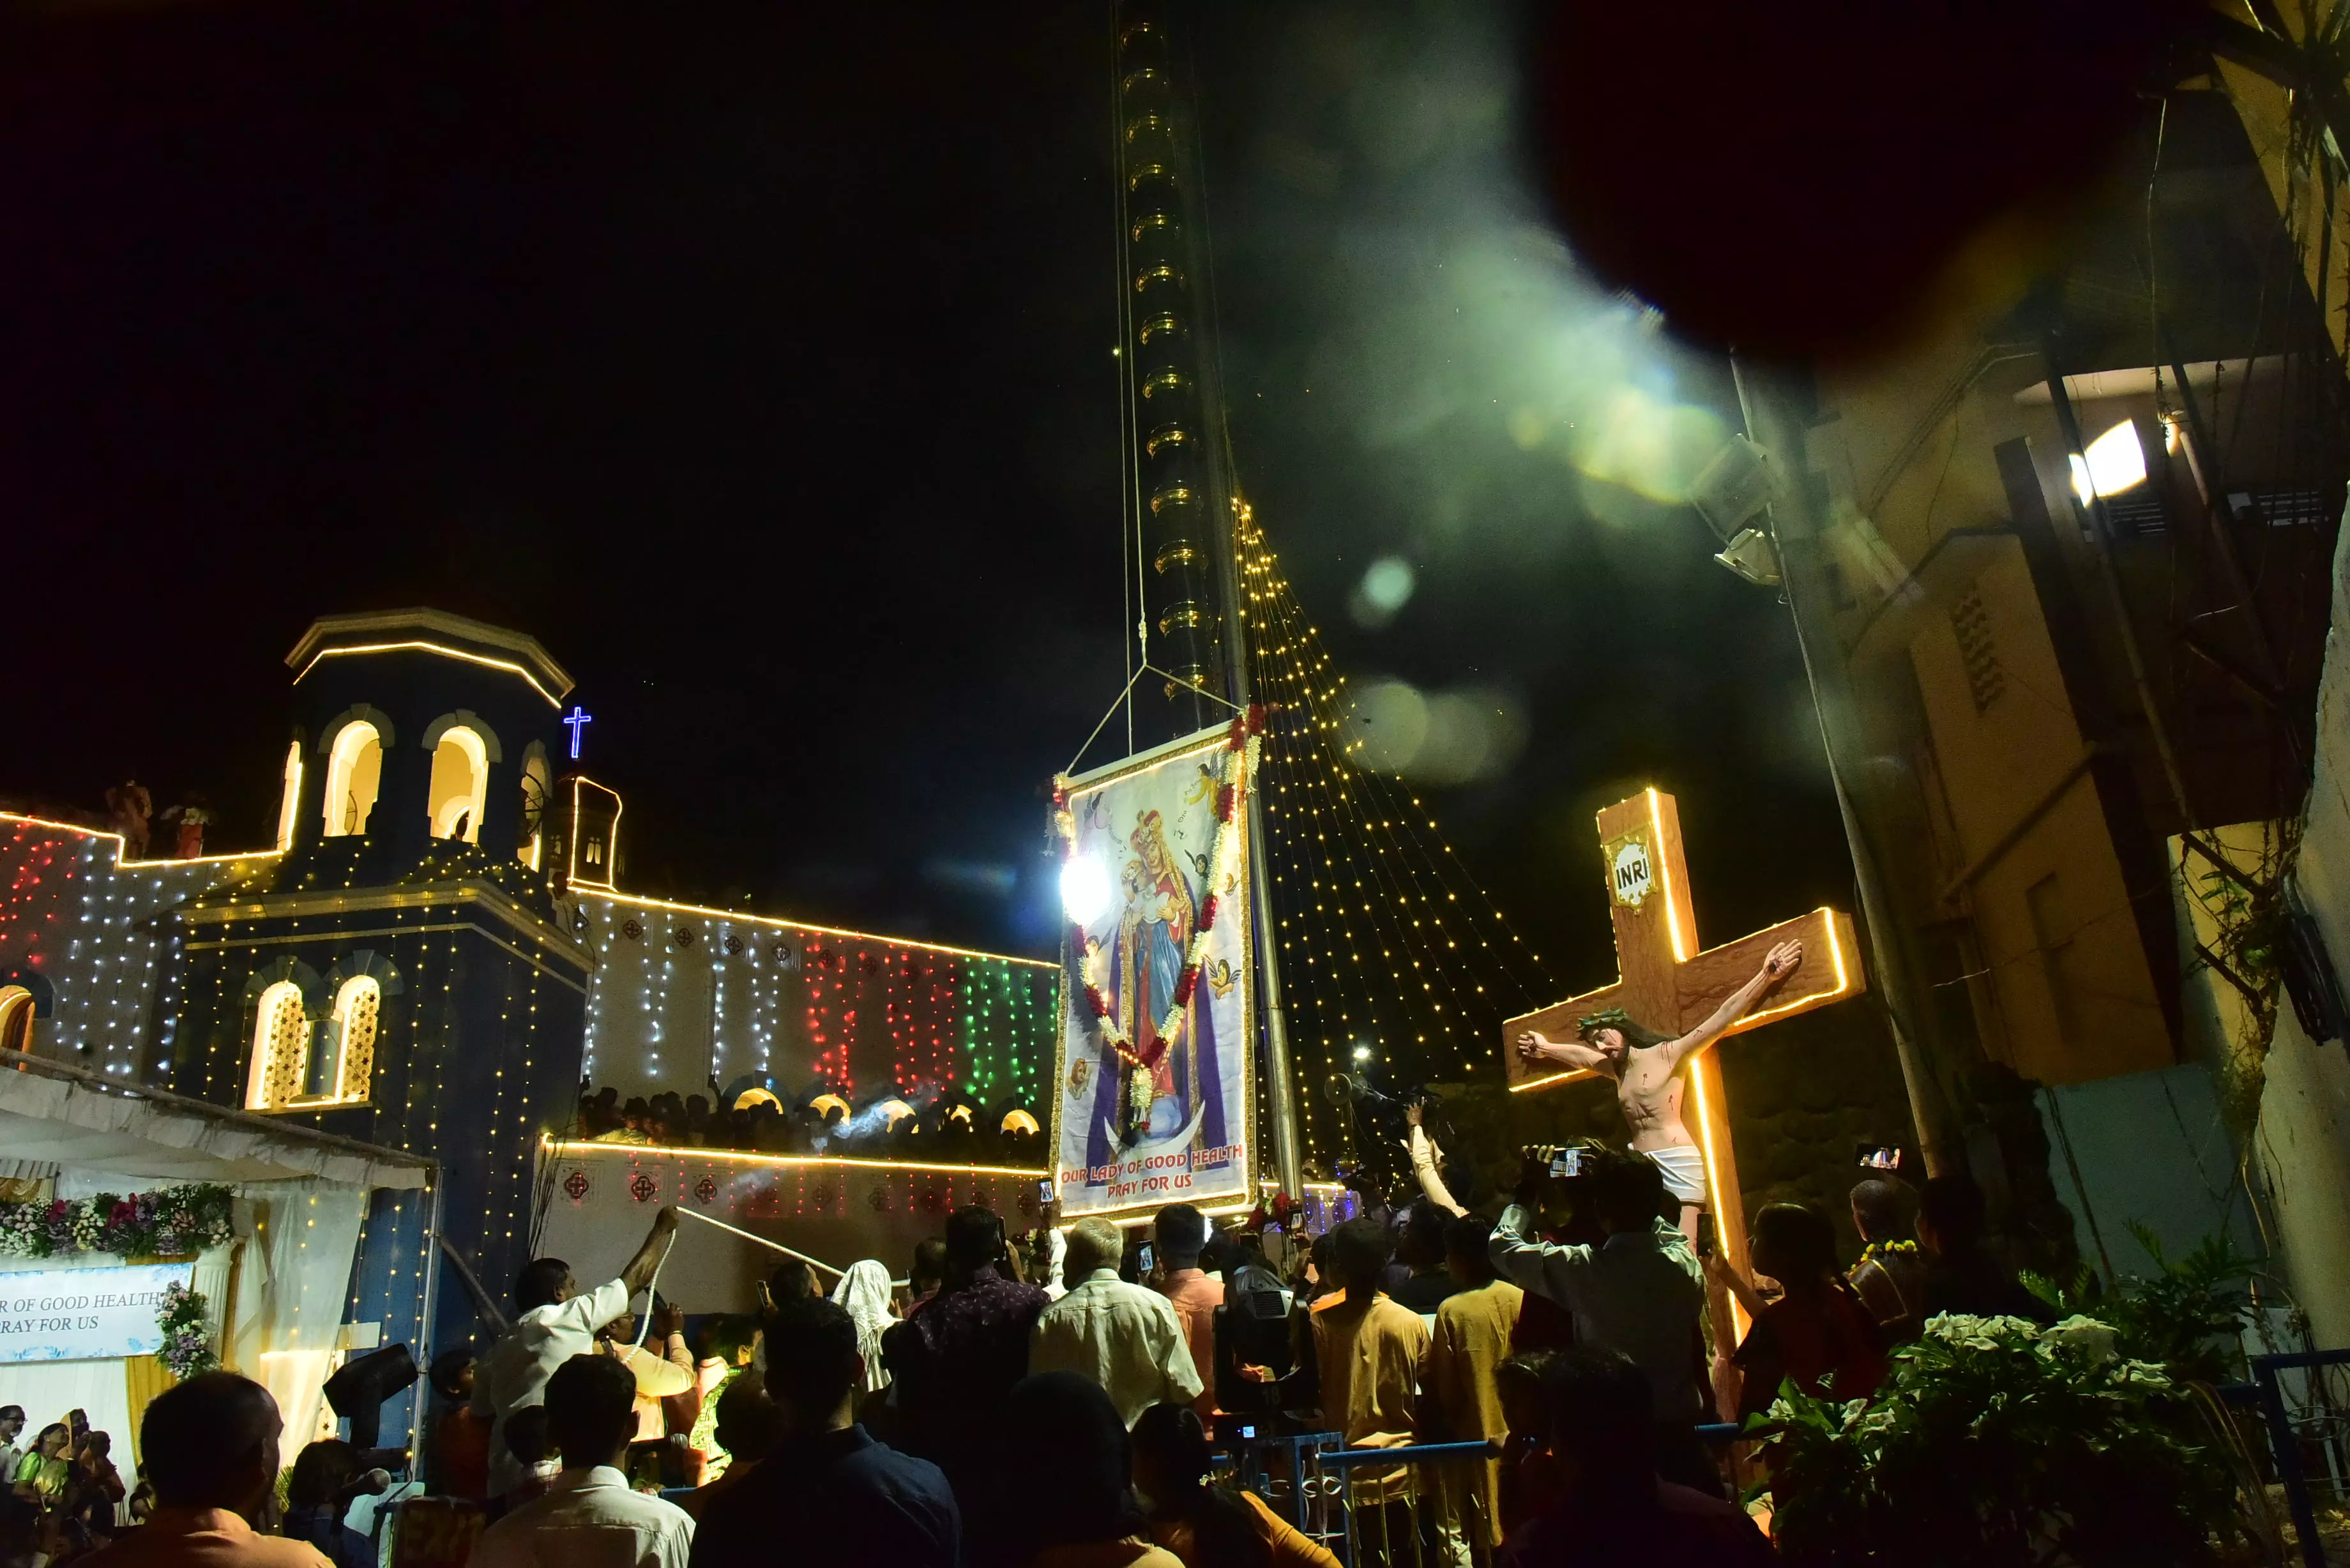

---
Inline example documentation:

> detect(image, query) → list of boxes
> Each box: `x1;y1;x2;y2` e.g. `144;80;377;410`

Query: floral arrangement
155;1279;218;1380
0;1184;235;1261
1058;706;1262;1106
1759;1311;2237;1567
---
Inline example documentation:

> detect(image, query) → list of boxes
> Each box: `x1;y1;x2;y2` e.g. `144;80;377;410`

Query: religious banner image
1050;714;1260;1217
0;1263;193;1362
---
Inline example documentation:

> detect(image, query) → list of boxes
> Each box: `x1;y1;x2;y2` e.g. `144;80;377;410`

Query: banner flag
1050;717;1259;1218
0;1263;193;1362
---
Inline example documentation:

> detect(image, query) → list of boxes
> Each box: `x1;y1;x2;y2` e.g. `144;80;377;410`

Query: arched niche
321;721;384;838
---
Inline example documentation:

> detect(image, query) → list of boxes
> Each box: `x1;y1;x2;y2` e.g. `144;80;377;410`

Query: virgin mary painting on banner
1050;714;1259;1218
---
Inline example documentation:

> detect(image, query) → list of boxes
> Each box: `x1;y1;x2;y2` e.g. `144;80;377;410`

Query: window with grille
1950;586;2006;714
246;982;310;1110
331;977;381;1103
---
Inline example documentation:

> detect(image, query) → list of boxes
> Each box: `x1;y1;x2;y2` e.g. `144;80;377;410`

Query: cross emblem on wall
1502;787;1865;1293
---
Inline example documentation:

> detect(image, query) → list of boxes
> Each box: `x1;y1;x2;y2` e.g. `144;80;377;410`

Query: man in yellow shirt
1425;1214;1522;1557
1308;1219;1429;1567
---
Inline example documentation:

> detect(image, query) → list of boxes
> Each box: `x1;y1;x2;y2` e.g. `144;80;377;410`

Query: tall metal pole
1224;518;1304;1198
1734;358;1958;1175
1111;0;1304;1195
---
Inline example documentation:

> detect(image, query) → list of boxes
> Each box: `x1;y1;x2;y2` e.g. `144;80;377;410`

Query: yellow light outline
542;1136;1049;1179
1645;787;1688;962
292;640;564;709
0;811;284;871
1505;908;1854;1093
581;891;1059;971
566;776;623;891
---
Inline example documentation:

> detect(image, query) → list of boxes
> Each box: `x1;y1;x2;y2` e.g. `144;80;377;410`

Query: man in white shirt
1027;1217;1201;1428
0;1405;24;1484
476;1206;678;1495
468;1353;694;1568
1489;1149;1724;1496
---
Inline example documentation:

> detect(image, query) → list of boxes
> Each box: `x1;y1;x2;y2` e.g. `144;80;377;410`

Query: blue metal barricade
1222;1433;1503;1568
2246;1348;2350;1568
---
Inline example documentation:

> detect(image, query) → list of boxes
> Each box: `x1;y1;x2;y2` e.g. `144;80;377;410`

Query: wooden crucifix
1501;786;1864;1322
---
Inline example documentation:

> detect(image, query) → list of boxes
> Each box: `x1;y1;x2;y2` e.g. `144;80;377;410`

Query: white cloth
1041;1227;1070;1302
465;1464;694;1568
1489;1206;1707;1423
1642;1144;1708;1206
1027;1267;1203;1429
475;1278;630;1495
831;1260;895;1394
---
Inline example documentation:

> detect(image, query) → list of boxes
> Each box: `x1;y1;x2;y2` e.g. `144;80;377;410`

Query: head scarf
831;1260;895;1392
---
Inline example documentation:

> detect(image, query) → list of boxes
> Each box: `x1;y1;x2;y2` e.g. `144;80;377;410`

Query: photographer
1488;1146;1720;1498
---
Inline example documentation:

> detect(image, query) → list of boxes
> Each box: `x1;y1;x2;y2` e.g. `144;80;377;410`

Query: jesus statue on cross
1516;939;1803;1239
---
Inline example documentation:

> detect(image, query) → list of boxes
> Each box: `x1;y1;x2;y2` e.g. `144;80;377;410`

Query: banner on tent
1051;720;1259;1219
0;1263;192;1362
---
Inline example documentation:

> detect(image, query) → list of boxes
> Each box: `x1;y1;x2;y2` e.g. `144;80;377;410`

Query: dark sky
1;1;1857;1004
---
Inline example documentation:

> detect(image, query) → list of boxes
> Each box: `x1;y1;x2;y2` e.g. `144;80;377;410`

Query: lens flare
1059;856;1113;924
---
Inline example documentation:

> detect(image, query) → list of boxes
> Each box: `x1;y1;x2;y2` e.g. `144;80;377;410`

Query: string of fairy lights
1234;506;1559;1173
569;893;1057;1113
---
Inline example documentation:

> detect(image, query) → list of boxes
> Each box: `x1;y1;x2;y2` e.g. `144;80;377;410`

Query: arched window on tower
322;722;383;838
0;986;34;1053
246;981;310;1110
428;726;489;843
276;741;304;851
519;749;551;871
320;976;381;1103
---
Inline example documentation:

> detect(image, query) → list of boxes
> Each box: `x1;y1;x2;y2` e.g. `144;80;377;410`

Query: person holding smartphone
1487;1148;1720;1498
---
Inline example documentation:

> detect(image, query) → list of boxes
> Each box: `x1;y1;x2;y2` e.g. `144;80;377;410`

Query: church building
0;608;1058;1390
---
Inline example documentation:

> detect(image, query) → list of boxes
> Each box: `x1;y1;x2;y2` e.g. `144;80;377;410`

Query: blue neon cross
563;705;593;760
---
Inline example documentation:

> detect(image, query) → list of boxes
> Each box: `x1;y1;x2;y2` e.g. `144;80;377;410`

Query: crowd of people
574;1084;1048;1168
0;1126;2050;1568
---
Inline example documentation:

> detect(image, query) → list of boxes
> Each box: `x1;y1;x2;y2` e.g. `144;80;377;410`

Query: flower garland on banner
0;1184;235;1261
1056;707;1262;1122
155;1279;218;1380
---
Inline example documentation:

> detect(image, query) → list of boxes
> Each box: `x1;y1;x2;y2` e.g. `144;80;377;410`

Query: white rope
630;1230;677;1350
677;1205;853;1281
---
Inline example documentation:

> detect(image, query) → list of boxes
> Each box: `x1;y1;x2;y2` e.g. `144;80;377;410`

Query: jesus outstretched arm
1658;940;1803;1071
1513;1029;1611;1073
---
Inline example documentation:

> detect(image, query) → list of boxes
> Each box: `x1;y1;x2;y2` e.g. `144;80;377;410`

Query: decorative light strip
585;891;1059;971
0;811;282;871
1646;788;1690;963
291;641;564;709
541;1136;1049;1179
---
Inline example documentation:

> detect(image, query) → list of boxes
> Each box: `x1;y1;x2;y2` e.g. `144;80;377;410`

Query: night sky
1;1;1858;1015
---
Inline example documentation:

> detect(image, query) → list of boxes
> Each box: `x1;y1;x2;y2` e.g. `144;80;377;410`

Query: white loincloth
1642;1144;1708;1207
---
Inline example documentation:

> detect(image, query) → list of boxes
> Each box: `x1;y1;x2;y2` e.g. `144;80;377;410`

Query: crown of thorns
1575;1007;1637;1037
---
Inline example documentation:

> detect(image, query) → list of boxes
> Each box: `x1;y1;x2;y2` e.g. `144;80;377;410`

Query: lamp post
1718;357;1959;1177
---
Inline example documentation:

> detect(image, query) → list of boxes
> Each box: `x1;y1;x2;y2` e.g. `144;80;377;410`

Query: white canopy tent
0;1057;435;1465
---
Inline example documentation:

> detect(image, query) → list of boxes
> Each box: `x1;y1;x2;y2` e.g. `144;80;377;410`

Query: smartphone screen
1137;1242;1155;1273
1854;1143;1902;1172
1549;1147;1581;1179
1035;1178;1055;1207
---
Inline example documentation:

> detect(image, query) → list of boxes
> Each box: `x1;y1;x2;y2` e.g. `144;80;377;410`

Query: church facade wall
564;889;1058;1120
156;892;589;1353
